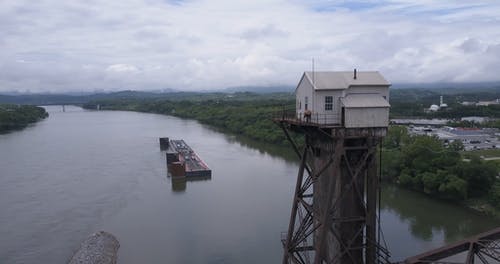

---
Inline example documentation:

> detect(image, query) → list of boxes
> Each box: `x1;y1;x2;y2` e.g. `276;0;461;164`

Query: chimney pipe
354;68;357;79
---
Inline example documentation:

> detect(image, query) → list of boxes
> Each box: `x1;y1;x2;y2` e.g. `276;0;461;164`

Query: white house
295;70;390;128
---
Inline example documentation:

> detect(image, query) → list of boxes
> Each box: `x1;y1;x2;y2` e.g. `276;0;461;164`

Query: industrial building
295;70;390;127
408;126;500;150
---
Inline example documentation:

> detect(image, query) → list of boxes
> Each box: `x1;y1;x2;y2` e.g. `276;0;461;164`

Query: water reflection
171;177;187;192
189;119;302;164
382;184;499;243
170;176;211;192
222;133;299;164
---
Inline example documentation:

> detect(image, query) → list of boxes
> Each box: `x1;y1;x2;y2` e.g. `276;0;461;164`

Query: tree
402;135;443;173
383;125;409;149
438;173;467;200
454;157;497;198
448;140;464;152
381;149;403;181
489;181;500;208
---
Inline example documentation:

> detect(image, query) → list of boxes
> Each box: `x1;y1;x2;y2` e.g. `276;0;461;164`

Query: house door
341;107;345;126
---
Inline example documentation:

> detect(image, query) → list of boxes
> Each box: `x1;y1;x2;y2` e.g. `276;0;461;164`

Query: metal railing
273;109;341;126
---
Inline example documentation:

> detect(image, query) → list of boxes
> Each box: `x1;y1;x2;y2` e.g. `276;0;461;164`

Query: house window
305;96;308;110
299;101;302;109
325;96;333;111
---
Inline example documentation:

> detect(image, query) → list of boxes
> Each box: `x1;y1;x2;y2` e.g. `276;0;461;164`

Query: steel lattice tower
275;118;391;264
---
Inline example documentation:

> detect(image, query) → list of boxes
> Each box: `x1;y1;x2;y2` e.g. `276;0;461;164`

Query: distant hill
222;85;294;93
224;83;500;93
0;90;176;105
1;82;498;105
392;81;500;91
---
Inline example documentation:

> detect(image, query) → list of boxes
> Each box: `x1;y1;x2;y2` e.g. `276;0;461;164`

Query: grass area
462;148;500;158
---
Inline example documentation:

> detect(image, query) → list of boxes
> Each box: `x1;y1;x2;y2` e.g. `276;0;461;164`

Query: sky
1;0;500;92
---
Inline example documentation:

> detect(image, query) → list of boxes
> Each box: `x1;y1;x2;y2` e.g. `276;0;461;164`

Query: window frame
325;96;333;111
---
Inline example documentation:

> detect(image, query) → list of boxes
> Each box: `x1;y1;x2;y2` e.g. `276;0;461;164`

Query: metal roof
341;94;390;108
304;71;390;90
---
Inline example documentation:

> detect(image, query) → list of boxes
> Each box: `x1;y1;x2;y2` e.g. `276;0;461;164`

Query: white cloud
0;0;500;92
106;64;140;73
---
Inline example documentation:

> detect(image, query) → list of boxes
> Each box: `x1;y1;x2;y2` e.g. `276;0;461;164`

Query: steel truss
278;123;390;264
404;227;500;264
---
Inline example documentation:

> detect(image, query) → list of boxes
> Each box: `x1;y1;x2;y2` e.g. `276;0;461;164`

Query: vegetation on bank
447;119;500;129
382;126;500;214
83;92;500;216
0;104;48;133
83;95;299;146
463;149;500;159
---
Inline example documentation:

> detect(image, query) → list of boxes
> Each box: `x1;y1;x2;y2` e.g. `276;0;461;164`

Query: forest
81;87;500;144
83;95;297;146
382;126;500;213
0;104;49;133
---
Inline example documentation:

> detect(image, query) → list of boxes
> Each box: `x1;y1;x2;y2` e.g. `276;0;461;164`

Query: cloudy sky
1;0;500;92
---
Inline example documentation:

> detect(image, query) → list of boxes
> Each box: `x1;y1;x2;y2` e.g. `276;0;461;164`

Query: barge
161;138;211;178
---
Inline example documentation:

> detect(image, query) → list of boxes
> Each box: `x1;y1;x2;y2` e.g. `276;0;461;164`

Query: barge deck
164;139;211;178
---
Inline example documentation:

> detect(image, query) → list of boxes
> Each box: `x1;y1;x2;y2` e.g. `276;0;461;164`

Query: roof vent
353;68;357;80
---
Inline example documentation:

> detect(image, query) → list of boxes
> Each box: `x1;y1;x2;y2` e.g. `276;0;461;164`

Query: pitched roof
341;94;390;108
304;71;390;90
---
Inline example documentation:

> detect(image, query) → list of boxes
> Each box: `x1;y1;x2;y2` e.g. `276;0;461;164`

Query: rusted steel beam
279;121;390;264
313;139;344;264
283;147;308;264
366;141;379;264
404;227;500;263
279;123;312;176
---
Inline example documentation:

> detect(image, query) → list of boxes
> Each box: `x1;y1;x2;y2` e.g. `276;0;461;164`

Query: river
0;105;498;263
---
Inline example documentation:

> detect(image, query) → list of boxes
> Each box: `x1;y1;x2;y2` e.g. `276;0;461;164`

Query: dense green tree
448;140;464;152
0;104;48;133
382;125;496;201
383;125;409;149
454;157;497;198
489;182;500;208
380;149;402;181
84;97;300;146
437;173;468;200
402;135;444;173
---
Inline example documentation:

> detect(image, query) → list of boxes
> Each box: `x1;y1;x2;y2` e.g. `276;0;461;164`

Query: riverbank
83;100;500;219
82;97;301;147
0;104;49;133
383;126;500;218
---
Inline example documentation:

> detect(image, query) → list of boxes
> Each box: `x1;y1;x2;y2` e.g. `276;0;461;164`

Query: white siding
295;72;390;127
344;108;389;128
345;86;389;101
314;90;342;124
296;75;314;118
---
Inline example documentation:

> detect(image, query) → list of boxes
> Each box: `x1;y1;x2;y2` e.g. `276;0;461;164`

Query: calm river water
0;105;498;263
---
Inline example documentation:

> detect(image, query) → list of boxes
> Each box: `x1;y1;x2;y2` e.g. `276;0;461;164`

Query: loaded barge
160;138;211;177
